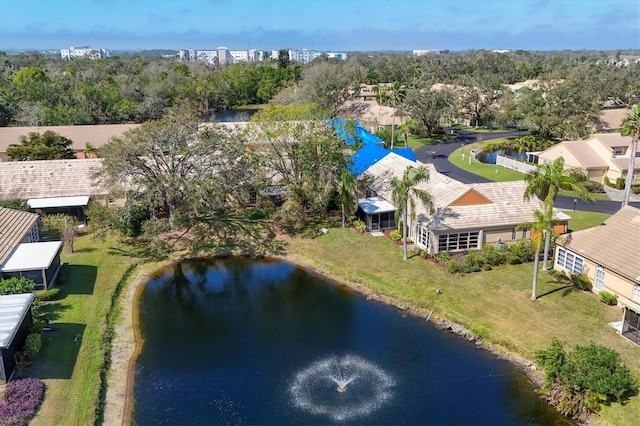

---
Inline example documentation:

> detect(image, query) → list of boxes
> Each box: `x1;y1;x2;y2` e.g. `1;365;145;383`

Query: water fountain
289;355;395;422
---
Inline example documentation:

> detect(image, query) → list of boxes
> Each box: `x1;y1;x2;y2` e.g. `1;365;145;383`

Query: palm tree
388;81;407;149
518;209;552;301
337;169;358;228
523;157;592;270
620;105;640;207
391;166;434;260
84;142;97;159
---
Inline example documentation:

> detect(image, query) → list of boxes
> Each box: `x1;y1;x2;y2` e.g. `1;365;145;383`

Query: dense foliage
536;339;638;420
0;50;637;141
0;277;35;295
0;378;46;426
6;131;75;160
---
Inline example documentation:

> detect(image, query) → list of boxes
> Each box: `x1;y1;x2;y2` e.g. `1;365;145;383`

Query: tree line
1;50;638;140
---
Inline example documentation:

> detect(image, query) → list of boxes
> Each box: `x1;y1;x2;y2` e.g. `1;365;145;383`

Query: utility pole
622;132;638;207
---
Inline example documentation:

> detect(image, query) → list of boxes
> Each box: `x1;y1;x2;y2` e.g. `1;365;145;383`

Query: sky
0;0;638;52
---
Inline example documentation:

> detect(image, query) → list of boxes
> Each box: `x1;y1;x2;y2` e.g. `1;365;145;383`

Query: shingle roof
559;206;640;282
0;207;39;265
363;153;546;231
0;124;140;153
591;133;633;149
0;159;106;201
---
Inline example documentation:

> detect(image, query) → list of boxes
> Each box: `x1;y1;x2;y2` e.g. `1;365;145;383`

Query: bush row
428;241;535;274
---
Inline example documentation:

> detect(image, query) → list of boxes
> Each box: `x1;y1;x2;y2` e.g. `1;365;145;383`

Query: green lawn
28;234;139;426
406;133;453;150
285;228;640;426
561;210;611;232
450;140;527;182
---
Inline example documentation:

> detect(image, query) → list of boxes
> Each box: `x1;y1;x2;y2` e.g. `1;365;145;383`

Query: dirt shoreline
102;253;546;425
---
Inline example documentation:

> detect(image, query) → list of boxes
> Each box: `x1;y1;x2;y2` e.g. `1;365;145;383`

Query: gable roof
558;206;640;282
563;140;610;169
0;207;39;266
350;144;416;176
0;159;106;201
363;153;546;231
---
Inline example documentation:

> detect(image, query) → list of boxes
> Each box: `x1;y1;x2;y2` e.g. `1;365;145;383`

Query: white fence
496;155;538;174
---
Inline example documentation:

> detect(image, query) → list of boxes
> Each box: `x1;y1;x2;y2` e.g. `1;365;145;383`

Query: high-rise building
60;46;111;60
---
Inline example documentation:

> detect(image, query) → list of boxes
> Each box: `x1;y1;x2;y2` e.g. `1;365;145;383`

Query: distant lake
207;108;259;122
133;258;572;425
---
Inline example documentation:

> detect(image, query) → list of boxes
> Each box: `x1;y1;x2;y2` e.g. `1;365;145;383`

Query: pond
133;258;571;425
206;108;259;122
476;149;528;164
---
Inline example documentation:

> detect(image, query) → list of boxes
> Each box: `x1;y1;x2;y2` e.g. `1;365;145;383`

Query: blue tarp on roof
330;119;384;146
350;144;416;176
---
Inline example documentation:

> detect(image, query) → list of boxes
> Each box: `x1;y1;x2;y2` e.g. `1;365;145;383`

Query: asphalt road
413;129;639;213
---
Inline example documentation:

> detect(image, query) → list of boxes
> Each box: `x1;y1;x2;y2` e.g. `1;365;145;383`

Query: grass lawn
558;189;610;201
450;139;527;182
27;234;139;426
561;210;611;232
285;228;640;426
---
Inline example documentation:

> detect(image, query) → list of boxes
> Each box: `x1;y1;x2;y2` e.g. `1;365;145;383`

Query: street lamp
573;199;577;212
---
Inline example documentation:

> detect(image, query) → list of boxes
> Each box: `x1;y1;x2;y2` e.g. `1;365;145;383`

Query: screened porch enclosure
357;197;397;232
622;307;640;346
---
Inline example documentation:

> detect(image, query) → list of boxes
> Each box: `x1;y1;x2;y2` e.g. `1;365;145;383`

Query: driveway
413;129;640;213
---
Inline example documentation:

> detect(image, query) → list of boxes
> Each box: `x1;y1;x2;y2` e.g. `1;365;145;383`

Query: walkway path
413;129;640;213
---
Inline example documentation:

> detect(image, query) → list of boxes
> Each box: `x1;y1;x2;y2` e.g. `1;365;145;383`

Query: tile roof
590;133;633;148
363;153;546;231
0;159;106;201
563;140;609;168
0;207;39;265
0;124;140;153
558;206;640;282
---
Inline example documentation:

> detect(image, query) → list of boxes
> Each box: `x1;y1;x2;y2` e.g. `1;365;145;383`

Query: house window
613;147;624;156
511;229;517;240
29;225;39;243
248;189;258;206
438;231;480;252
521;227;528;238
556;247;584;275
633;284;640;301
595;266;605;290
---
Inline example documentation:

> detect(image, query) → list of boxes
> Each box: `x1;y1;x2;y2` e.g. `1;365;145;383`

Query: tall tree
519;209;553;301
523;157;592;270
390;166;434;260
620;105;640;207
7;131;75;160
98;107;251;229
403;87;455;136
337;169;358;228
247;104;349;226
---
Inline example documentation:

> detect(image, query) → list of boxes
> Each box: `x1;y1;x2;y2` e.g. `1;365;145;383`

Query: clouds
0;0;638;51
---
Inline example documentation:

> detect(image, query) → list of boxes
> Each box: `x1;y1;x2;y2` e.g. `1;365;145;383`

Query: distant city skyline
1;0;638;52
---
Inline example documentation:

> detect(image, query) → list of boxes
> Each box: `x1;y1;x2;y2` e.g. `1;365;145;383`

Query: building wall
555;245;640;310
0;309;33;383
538;145;583;168
586;168;607;184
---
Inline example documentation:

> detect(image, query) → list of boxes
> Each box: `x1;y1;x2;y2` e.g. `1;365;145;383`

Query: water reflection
133;258;572;425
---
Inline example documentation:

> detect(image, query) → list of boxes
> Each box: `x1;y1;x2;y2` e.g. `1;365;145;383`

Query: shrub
0;378;46;426
536;339;638;418
604;176;611;187
571;274;592;291
615;177;625;190
582;180;605;193
390;230;402;241
435;252;452;263
599;291;618;306
34;288;60;302
548;268;571;283
244;208;266;220
480;244;507;266
24;333;41;359
632;185;640;194
353;220;367;233
0;199;28;211
507;240;535;263
445;259;461;274
461;251;484;273
0;277;35;295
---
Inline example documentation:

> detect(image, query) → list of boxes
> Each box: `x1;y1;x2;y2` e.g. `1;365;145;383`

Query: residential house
537;133;640;186
360;153;569;254
0;207;62;290
0;124;139;161
553;206;640;345
0;293;36;382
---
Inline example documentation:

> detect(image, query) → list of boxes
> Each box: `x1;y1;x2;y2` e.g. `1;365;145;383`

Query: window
521;227;528;239
556;247;584;275
613;147;624;156
595;266;605;290
438;231;480;252
633;284;640;301
511;229;517;240
29;225;39;243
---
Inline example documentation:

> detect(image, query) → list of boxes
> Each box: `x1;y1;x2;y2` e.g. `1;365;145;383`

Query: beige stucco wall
586;168;607;184
483;228;529;244
556;248;640;308
538;145;582;168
